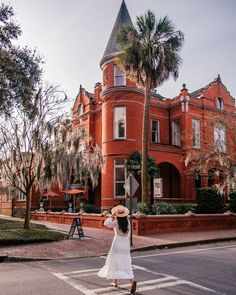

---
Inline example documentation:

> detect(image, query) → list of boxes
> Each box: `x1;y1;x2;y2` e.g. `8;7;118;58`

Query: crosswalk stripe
72;272;98;277
52;265;223;295
62;268;100;275
103;279;222;295
52;272;97;295
92;276;174;293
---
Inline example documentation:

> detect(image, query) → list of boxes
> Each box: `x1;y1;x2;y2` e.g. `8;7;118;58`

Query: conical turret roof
100;0;132;67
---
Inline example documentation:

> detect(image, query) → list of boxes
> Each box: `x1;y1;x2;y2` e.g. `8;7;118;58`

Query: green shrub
172;203;195;214
195;187;224;214
137;202;155;215
229;191;236;212
153;202;177;215
80;203;100;213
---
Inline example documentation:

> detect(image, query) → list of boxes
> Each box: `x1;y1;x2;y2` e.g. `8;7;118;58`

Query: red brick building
1;1;236;216
71;1;236;210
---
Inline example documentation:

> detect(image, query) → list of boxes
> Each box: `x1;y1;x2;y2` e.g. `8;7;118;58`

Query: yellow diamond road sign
123;173;139;197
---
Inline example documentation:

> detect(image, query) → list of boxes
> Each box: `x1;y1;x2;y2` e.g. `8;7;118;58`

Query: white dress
97;216;134;280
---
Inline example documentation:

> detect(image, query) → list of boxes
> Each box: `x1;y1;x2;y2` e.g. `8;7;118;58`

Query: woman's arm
103;216;117;228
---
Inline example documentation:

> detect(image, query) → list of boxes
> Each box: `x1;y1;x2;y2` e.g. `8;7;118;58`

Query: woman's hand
111;211;116;217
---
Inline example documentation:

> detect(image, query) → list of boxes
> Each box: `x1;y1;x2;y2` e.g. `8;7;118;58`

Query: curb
131;236;236;253
2;237;236;263
4;252;110;263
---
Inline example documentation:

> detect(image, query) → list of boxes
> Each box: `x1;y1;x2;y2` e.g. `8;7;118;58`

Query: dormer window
78;104;83;116
216;97;224;110
114;64;126;86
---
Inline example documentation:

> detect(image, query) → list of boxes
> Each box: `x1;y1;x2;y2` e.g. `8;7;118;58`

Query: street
0;242;236;295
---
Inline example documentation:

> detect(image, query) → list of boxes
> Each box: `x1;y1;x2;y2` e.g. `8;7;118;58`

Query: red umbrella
62;189;84;211
62;189;84;194
41;190;59;210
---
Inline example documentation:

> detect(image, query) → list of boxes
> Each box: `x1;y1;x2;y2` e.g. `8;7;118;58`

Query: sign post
68;218;84;239
123;173;139;246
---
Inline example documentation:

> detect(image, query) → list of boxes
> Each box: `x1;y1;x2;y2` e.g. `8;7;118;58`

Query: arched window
216;97;224;110
78;104;83;116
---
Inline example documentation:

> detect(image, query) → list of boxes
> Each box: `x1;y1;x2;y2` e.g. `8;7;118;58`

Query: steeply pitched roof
151;91;166;100
190;75;224;98
100;0;132;67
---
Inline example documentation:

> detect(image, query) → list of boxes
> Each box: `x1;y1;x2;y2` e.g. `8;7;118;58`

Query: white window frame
216;97;224;110
7;189;12;202
114;106;126;139
78;104;83;116
151;120;160;143
214;123;226;153
192;119;200;148
17;187;26;201
114;64;126;86
114;159;127;199
172;120;181;146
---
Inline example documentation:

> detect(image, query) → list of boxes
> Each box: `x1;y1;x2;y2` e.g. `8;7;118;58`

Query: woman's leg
110;279;117;287
130;278;137;294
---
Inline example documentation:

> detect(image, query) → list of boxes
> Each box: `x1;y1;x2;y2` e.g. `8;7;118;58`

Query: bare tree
0;86;104;229
0;86;68;228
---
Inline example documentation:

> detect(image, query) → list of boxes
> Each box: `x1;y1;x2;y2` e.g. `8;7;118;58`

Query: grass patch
0;218;66;246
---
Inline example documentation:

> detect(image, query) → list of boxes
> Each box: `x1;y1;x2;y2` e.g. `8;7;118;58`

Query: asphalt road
0;241;236;295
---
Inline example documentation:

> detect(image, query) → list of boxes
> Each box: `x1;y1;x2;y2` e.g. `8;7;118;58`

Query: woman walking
97;205;137;294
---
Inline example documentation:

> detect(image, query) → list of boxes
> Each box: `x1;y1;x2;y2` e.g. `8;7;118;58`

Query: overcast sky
4;0;236;104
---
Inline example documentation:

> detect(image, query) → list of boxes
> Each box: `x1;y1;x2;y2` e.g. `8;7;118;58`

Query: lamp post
124;173;139;247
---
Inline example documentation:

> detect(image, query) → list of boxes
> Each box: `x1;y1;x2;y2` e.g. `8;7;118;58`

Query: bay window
114;159;126;198
192;119;200;148
114;106;126;139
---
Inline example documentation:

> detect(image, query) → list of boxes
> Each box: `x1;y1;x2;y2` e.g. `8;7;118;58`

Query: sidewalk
1;215;236;261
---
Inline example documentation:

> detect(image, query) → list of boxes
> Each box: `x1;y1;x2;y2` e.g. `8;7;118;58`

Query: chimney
94;82;102;102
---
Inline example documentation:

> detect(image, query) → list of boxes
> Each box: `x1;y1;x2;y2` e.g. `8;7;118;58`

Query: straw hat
111;205;129;217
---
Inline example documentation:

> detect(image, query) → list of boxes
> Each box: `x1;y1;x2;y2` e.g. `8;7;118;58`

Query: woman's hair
117;216;129;234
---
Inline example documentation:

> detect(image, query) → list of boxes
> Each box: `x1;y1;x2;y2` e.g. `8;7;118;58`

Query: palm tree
117;10;184;204
127;150;159;203
126;150;159;179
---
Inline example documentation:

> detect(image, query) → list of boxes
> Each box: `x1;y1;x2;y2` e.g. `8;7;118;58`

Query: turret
100;0;134;91
99;1;144;209
100;0;132;68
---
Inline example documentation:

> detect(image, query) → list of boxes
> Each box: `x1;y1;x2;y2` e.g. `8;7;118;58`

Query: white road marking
135;280;222;294
52;272;97;295
132;243;236;259
52;262;225;295
68;265;145;278
179;280;225;294
63;268;100;275
102;279;223;295
92;276;174;293
72;272;98;277
132;264;175;277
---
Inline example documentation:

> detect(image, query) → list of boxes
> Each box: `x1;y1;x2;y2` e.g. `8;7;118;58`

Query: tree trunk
24;191;31;229
141;79;151;204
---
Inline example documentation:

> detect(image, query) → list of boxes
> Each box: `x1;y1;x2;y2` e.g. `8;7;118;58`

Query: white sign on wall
154;178;163;198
